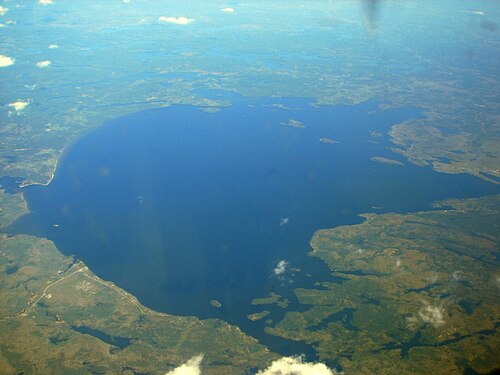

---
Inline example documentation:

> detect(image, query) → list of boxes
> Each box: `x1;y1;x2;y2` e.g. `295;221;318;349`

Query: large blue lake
10;97;499;358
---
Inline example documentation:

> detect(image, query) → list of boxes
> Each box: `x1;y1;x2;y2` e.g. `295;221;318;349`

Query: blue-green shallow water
8;96;499;361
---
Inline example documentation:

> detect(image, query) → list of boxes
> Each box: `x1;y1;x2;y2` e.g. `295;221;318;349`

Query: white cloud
36;60;51;68
257;356;338;375
165;355;203;375
274;260;288;275
8;101;29;112
0;54;15;67
418;303;445;328
39;0;54;5
158;16;194;25
48;44;59;49
221;7;234;13
0;6;8;16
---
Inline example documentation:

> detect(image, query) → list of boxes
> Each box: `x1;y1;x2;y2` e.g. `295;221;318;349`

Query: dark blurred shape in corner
480;20;497;32
361;0;380;33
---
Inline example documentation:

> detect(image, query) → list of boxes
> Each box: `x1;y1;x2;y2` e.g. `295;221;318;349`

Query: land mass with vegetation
266;195;500;374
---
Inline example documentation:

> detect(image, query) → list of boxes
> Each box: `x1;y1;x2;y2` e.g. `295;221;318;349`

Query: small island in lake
210;299;222;308
280;118;306;129
371;156;405;166
319;137;339;144
247;311;270;321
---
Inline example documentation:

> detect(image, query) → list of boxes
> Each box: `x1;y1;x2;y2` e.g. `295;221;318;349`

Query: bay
9;96;499;359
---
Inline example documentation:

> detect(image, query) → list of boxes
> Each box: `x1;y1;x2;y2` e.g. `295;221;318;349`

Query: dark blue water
8;97;499;359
